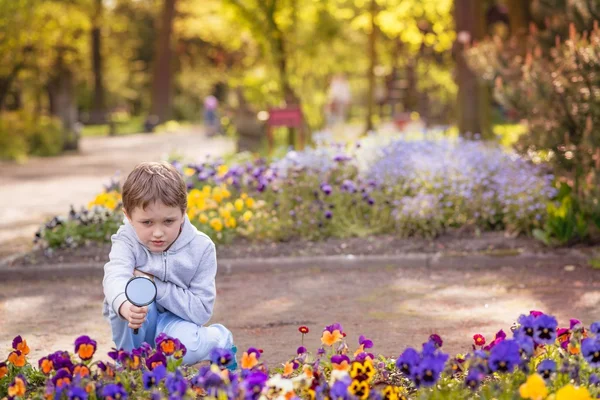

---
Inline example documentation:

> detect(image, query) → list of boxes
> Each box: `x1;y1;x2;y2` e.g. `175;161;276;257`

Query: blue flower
465;368;485;390
242;371;268;400
396;348;419;376
67;386;88;400
210;348;234;369
488;340;521;373
518;314;536;338
165;370;188;396
102;383;127;399
533;314;558;345
536;359;556;380
590;322;600;334
411;354;448;388
582;338;600;367
143;365;166;389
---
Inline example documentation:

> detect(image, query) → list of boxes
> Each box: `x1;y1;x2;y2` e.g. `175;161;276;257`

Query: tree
89;0;106;124
150;0;177;123
453;0;491;138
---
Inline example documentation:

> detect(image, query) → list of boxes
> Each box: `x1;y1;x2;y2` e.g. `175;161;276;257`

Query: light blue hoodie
102;215;217;327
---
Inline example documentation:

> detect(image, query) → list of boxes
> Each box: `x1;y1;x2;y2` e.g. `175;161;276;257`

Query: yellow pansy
241;193;248;199
245;198;255;208
224;202;234;211
217;165;228;177
349;379;369;400
88;191;121;211
222;187;231;199
212;188;224;203
202;185;212;195
183;167;196;176
225;217;236;229
210;218;223;232
219;208;231;219
519;374;548;400
234;199;244;211
199;213;209;224
242;211;253;222
555;384;592;400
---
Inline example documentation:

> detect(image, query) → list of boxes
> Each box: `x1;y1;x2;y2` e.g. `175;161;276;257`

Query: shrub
0;111;63;161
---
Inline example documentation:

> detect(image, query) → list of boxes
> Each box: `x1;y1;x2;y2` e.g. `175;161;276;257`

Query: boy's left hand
134;269;154;281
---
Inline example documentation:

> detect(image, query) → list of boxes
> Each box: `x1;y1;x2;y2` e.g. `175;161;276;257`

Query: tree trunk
365;0;378;134
89;0;107;124
0;64;24;110
506;0;531;37
454;0;491;139
48;54;79;151
150;0;177;123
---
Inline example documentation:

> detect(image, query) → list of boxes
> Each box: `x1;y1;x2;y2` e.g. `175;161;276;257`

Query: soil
2;255;600;370
6;229;579;268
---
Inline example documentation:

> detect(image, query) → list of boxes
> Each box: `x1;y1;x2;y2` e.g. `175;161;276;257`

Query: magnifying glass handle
133;328;139;335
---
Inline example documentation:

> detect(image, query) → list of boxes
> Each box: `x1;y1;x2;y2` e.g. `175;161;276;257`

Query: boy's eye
142;221;152;226
165;220;174;224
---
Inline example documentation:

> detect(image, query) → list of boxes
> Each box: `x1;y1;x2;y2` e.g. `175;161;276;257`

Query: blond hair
122;162;187;213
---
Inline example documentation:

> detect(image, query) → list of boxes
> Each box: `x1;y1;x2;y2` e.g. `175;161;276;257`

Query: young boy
102;161;236;367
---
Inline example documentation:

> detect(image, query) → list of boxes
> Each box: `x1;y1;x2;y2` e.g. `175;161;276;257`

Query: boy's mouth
151;240;165;246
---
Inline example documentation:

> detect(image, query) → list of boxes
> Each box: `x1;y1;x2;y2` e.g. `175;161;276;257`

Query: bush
2;312;600;399
0;111;64;161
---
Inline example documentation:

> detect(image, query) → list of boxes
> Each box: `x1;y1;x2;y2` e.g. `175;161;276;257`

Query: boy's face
124;201;185;253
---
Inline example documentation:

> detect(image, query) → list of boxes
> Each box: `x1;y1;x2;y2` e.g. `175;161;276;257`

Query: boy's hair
122;162;187;213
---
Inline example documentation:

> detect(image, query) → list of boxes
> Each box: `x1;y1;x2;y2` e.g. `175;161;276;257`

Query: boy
102;161;236;367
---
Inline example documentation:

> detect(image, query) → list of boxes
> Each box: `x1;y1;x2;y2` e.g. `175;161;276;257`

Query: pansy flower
12;336;30;355
7;375;27;398
0;362;7;379
74;336;97;361
8;350;26;367
483;329;506;351
52;368;73;388
488;340;521;373
321;323;344;346
241;348;260;370
518;373;548;400
331;355;351;371
354;335;373;357
349;359;375;382
590;321;600;335
465;368;485;390
296;346;307;355
73;364;91;378
146;352;167;371
557;328;570;350
166;370;188;396
67;386;88;400
38;356;54;375
412;354;448;388
534;314;558;345
429;334;443;348
102;383;128;400
396;348;419;376
50;350;74;373
96;361;115;378
537;359;556;380
581;338;600;367
348;379;369;400
143;365;166;390
210;348;235;369
241;370;268;399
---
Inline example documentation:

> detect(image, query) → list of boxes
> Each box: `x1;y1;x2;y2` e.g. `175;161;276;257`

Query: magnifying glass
125;276;157;335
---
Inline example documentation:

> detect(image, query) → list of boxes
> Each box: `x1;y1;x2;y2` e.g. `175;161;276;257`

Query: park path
0;128;235;256
1;259;599;369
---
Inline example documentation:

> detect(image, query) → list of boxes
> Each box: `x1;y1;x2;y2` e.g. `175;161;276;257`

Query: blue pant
109;302;234;365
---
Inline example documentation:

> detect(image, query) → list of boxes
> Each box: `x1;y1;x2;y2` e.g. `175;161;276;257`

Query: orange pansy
16;340;30;356
8;351;26;367
78;344;95;360
283;362;294;377
41;359;54;374
8;377;26;397
321;330;343;346
241;351;259;369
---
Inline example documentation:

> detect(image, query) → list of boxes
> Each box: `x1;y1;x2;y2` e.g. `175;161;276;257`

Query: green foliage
36;207;123;249
467;1;600;203
533;183;591;246
0;111;63;161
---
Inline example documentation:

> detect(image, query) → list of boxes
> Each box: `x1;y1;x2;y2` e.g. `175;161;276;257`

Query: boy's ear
123;208;132;222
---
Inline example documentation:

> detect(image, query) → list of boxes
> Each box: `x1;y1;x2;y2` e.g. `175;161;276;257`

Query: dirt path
2;260;599;369
0;128;235;254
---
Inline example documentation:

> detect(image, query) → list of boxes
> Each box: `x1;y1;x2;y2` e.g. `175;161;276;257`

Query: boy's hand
134;269;155;281
119;301;149;330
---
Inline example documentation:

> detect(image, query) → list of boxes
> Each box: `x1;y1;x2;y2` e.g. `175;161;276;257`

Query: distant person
102;162;237;368
326;73;352;127
204;95;220;136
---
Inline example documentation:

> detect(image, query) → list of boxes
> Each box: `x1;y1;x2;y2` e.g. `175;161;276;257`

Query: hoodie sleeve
103;233;136;317
154;242;217;326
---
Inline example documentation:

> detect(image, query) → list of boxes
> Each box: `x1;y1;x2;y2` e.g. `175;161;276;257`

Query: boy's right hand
119;301;148;330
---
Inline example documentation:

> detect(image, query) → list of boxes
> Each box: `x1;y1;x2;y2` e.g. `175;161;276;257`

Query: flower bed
35;135;556;249
1;312;599;399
